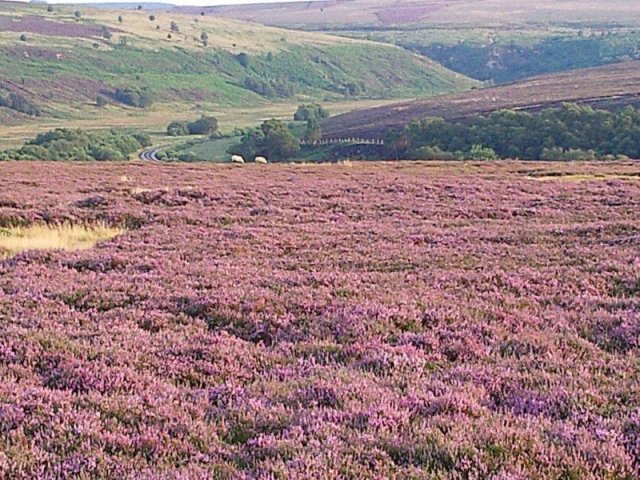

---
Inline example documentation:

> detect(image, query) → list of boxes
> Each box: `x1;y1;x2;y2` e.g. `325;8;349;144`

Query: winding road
139;146;163;162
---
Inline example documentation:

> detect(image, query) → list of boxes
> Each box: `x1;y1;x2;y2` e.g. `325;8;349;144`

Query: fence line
300;137;385;146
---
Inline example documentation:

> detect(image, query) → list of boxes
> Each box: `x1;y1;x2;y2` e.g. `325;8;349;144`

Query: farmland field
0;161;638;478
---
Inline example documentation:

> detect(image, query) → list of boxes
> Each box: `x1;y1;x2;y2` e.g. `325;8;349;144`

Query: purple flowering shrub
0;161;639;478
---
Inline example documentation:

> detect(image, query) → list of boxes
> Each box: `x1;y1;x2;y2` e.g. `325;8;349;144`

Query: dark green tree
188;116;218;135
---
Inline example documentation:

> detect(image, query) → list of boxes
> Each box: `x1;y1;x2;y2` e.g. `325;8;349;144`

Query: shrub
0;92;41;117
236;52;250;67
167;117;219;136
96;96;108;107
132;132;152;148
19;34;27;42
304;118;322;143
294;104;330;122
188;116;218;135
0;128;150;161
230;119;299;161
47;4;54;12
244;77;276;98
412;145;462;160
466;145;498;161
74;10;81;18
149;15;156;21
167;121;190;136
170;21;179;33
114;87;153;108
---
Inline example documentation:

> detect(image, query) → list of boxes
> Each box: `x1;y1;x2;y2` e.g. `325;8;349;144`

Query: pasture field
0;161;638;478
0;97;405;149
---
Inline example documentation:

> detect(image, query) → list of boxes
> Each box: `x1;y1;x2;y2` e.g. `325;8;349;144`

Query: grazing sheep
255;156;268;164
231;155;245;164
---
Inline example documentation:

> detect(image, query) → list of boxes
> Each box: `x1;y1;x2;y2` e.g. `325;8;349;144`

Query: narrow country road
139;146;165;162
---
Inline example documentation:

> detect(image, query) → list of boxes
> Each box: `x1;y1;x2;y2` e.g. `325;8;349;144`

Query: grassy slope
321;61;640;138
0;1;476;143
191;0;640;84
326;26;640;84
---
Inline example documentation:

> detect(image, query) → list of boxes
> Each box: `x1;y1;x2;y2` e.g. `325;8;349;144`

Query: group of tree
384;103;640;160
113;87;154;108
293;104;329;142
293;103;330;122
0;92;41;117
243;75;296;99
167;116;218;136
0;128;151;161
230;119;299;161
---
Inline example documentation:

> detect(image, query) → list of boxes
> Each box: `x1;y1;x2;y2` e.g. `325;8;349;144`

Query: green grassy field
325;26;640;84
0;1;476;147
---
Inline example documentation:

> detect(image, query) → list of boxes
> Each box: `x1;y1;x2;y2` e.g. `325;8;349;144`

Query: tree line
0;129;151;161
0;92;41;117
384;103;640;160
167;116;219;136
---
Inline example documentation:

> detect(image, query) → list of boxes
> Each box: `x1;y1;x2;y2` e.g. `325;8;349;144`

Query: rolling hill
178;0;640;29
189;0;640;85
321;61;640;138
0;1;476;132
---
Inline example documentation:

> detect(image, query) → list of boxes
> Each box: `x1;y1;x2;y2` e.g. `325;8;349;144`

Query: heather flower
0;161;638;478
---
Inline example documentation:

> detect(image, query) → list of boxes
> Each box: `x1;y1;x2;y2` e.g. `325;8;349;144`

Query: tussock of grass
0;223;123;259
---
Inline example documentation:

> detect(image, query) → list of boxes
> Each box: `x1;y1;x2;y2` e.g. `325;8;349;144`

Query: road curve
139;147;162;162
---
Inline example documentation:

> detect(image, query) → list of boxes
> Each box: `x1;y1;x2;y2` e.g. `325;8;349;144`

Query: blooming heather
0;161;638;479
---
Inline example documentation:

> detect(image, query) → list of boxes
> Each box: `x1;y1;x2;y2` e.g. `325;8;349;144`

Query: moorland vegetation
0;129;151;161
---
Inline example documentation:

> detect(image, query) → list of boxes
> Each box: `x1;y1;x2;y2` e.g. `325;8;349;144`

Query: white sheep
231;155;245;164
255;156;268;164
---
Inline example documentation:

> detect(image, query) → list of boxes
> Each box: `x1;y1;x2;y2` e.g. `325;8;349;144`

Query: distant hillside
177;0;640;28
76;3;175;10
321;61;640;138
189;0;640;85
0;2;476;124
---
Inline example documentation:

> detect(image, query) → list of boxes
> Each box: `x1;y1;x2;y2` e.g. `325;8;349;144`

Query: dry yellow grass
0;223;123;259
84;7;364;54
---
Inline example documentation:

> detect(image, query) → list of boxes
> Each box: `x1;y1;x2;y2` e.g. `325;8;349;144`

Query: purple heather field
0;161;638;479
